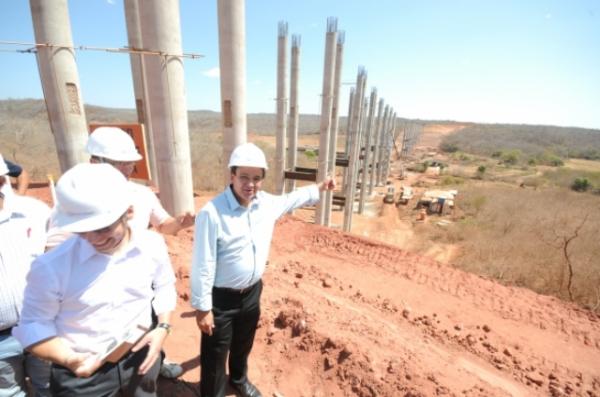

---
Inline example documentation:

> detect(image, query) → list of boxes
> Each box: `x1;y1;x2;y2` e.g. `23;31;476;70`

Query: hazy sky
1;0;599;129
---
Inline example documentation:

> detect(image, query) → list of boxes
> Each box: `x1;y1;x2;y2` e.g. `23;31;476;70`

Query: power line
0;40;203;59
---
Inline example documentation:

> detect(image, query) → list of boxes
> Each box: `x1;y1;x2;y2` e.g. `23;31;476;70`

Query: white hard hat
228;143;268;170
86;127;142;162
0;153;8;176
51;163;132;233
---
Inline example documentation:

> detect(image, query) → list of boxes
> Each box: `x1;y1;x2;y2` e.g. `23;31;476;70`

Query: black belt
214;280;260;294
0;327;13;336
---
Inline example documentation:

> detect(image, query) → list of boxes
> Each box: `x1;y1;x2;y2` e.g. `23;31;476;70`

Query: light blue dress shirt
191;184;320;311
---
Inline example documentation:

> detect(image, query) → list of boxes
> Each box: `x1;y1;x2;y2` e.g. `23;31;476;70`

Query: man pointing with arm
191;143;335;397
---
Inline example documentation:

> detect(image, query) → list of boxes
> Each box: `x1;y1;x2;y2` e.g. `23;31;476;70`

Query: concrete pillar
139;0;194;214
29;0;89;172
275;21;288;194
341;87;355;193
368;98;384;195
376;105;390;186
218;0;247;184
124;0;158;184
286;34;300;193
315;17;337;225
358;87;377;214
343;68;367;232
323;31;344;226
383;109;395;182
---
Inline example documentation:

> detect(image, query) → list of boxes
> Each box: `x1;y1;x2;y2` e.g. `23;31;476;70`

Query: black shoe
229;381;262;397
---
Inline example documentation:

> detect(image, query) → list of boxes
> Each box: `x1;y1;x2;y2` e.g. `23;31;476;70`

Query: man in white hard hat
13;163;176;396
86;126;192;378
191;142;335;397
0;153;51;397
86;126;194;235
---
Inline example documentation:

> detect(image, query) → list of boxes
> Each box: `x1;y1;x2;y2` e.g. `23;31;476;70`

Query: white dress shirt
190;184;319;311
13;228;176;355
0;195;49;330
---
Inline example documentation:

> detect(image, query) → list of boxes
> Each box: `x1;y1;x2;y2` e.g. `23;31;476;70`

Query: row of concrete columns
273;17;400;232
29;0;194;215
340;68;399;232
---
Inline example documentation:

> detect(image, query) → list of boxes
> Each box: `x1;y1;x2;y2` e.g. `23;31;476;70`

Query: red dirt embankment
161;207;600;397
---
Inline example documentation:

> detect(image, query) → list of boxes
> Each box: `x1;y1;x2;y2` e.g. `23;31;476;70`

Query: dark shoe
229;381;262;397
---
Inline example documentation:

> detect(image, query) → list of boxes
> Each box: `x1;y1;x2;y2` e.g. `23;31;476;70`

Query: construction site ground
158;124;599;396
29;124;600;396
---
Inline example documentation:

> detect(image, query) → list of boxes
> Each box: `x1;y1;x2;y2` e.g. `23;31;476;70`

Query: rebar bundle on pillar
315;17;338;225
124;0;158;184
343;67;367;232
30;0;89;172
139;0;194;215
286;34;301;193
275;21;288;194
218;0;247;184
323;31;344;226
358;87;378;214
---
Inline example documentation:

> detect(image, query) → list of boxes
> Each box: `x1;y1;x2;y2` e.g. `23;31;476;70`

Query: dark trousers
50;346;160;397
200;280;262;397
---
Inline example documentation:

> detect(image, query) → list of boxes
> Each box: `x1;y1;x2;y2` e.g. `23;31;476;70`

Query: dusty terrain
157;124;599;396
28;124;600;396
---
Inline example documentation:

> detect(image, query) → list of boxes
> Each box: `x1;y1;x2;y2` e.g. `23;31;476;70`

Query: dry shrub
452;183;600;309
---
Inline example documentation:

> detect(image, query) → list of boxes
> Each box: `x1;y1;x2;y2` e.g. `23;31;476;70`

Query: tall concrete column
323;32;345;226
139;0;193;215
274;21;288;194
358;87;377;214
315;17;337;225
341;87;355;193
218;0;247;183
383;110;396;181
286;34;300;193
30;0;88;172
124;0;158;184
376;104;390;186
343;68;367;232
368;98;384;195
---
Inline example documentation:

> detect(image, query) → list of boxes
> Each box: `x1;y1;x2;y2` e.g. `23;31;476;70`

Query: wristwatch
156;323;171;334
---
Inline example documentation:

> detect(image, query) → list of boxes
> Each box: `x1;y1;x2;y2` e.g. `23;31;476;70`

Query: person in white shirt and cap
13;163;176;396
0;153;51;397
191;142;335;397
46;126;192;378
86;126;194;235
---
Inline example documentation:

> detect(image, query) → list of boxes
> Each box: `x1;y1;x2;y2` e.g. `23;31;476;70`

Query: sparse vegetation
439;124;600;164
